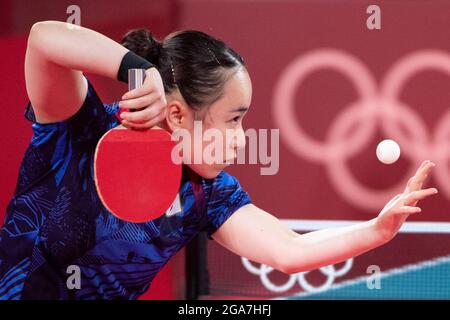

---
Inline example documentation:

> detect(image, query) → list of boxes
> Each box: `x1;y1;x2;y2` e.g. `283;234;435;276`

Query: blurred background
0;0;449;299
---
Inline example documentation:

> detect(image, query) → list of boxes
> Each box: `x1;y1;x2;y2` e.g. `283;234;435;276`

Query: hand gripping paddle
94;69;181;223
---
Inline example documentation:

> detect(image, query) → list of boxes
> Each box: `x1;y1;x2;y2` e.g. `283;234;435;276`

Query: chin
187;164;227;179
202;172;222;179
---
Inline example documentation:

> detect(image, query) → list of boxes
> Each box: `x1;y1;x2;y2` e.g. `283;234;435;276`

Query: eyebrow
230;106;249;113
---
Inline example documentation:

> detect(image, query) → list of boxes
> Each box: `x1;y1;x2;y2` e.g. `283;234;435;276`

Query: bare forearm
28;20;129;79
284;218;386;274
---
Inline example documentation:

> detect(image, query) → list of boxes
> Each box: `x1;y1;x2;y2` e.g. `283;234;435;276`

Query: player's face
180;67;252;179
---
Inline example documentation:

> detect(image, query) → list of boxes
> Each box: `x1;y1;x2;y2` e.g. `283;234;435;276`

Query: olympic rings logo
272;49;450;210
241;257;353;294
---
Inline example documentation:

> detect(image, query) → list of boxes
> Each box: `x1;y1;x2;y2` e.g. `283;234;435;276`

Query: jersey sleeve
202;171;253;239
17;76;120;191
24;76;120;146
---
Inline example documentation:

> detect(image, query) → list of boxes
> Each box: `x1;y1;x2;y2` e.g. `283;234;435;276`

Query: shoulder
203;170;241;190
202;170;251;207
199;170;253;238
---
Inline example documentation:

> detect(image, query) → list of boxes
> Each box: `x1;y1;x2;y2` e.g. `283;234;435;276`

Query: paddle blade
94;129;181;223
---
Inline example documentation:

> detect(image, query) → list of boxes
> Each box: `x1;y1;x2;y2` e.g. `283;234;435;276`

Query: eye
230;116;241;123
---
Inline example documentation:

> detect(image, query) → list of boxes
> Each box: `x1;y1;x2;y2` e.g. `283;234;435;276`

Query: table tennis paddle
94;68;181;223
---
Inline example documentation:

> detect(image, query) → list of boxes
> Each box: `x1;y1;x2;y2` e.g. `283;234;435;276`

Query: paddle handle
128;68;146;112
128;68;146;92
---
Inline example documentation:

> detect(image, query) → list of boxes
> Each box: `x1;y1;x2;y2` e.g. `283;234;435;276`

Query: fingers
120;90;163;111
121;111;167;130
404;160;436;193
120;103;165;123
117;68;167;130
385;193;402;208
122;82;164;101
122;68;165;102
397;206;422;214
119;89;167;127
404;187;438;206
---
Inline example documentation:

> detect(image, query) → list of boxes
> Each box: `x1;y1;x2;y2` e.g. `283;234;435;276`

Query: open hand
376;160;438;242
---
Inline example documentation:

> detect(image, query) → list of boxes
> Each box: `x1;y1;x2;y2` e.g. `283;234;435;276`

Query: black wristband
117;51;156;83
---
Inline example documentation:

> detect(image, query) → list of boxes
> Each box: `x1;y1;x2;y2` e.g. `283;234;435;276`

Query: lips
223;151;237;164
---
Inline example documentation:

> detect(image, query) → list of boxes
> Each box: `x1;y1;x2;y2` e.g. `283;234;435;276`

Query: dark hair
121;28;246;111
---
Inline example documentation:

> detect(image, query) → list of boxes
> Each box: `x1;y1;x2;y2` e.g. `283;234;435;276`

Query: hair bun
121;28;162;63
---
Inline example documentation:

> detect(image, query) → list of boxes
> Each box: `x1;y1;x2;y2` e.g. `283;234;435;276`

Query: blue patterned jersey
0;78;252;300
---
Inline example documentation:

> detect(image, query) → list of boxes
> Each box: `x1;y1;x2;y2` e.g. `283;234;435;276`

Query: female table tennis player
0;21;438;299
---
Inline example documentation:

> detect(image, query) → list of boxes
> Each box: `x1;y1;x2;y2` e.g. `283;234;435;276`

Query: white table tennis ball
376;139;400;164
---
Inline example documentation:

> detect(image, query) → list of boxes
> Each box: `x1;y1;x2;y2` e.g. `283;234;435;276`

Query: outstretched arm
212;160;438;274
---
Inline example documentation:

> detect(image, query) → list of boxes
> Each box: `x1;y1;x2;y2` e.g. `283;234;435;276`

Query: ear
165;99;195;132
